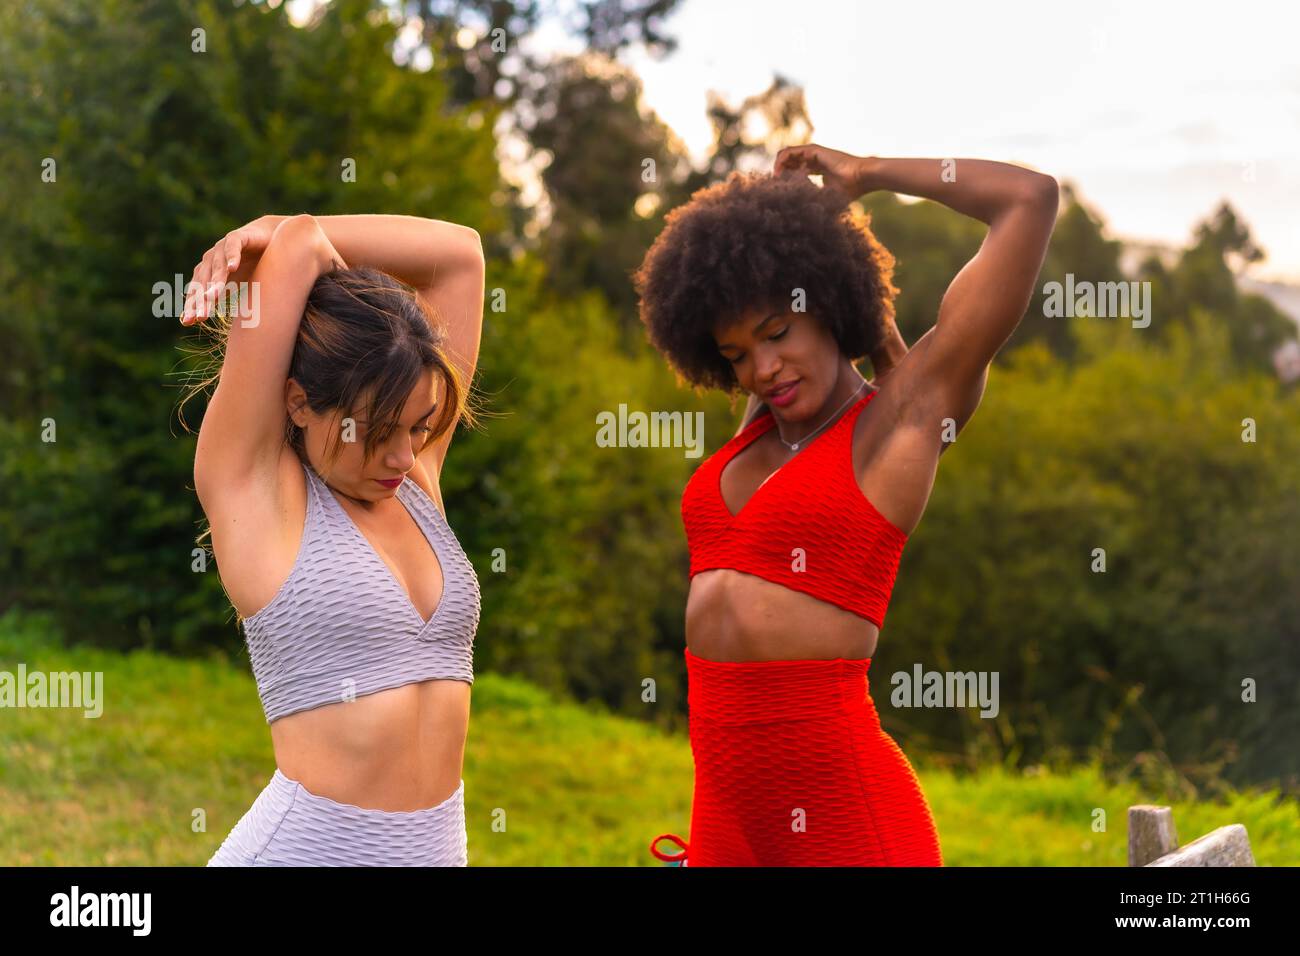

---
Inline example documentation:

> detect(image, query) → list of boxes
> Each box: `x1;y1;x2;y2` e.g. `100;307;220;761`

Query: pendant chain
775;378;868;452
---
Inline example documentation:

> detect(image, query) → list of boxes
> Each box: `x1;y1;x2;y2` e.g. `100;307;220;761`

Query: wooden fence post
1128;805;1256;866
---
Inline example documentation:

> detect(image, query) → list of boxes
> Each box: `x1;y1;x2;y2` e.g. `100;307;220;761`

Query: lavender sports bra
238;456;480;723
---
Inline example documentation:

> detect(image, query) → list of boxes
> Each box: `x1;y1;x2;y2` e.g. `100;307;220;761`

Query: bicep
876;316;989;465
854;181;1056;519
195;216;331;494
914;179;1058;416
416;232;486;476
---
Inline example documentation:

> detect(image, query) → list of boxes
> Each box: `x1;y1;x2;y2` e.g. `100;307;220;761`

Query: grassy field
2;607;1296;866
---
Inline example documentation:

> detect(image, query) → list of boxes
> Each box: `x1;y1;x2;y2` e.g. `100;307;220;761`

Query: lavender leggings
206;768;468;866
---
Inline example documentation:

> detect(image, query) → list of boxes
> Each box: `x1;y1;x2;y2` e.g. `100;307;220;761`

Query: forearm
854;157;1056;225
258;213;481;289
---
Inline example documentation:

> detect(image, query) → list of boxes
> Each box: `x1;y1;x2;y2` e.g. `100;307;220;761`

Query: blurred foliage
441;253;732;721
525;64;814;330
394;0;683;109
518;54;689;324
879;312;1300;794
0;0;1296;795
0;0;504;650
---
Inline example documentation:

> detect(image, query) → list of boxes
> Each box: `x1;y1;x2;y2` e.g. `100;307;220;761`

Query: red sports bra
681;388;907;629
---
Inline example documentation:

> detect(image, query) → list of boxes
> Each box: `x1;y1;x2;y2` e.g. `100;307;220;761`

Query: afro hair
632;170;899;393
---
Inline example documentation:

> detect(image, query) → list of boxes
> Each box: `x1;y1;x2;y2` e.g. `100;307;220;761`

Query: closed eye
725;328;788;363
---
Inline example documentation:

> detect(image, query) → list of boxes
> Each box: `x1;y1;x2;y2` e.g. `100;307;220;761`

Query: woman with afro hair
640;145;1059;866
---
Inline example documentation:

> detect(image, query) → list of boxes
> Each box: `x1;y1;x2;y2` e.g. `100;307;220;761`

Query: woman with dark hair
639;145;1059;866
178;213;485;865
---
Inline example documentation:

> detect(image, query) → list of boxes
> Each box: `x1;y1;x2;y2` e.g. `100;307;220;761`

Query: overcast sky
609;0;1300;282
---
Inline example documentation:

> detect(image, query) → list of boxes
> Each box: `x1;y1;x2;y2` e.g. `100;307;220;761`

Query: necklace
775;378;868;452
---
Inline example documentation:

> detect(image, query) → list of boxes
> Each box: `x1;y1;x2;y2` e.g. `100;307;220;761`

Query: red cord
650;833;688;863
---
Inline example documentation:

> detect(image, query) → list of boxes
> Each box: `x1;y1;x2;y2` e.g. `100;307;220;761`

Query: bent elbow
1025;173;1060;213
461;225;485;263
270;213;322;247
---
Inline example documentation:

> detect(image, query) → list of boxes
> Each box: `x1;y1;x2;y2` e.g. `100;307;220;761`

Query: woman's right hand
181;215;281;325
773;144;872;204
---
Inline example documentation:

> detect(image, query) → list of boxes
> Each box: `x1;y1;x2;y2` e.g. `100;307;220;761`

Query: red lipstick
767;380;799;407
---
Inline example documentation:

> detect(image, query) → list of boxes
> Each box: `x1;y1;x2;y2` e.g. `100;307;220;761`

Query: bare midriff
685;568;879;662
217;452;472;813
267;679;470;812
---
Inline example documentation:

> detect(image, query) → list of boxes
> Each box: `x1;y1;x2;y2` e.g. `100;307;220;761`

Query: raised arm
775;147;1058;451
243;214;483;295
194;215;343;494
231;214;486;474
860;157;1057;411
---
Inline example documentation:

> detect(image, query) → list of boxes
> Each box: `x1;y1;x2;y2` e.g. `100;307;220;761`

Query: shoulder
738;403;774;437
722;407;773;459
203;444;310;621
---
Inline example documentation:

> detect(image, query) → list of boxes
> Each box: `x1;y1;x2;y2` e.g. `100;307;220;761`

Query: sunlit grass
2;608;1295;866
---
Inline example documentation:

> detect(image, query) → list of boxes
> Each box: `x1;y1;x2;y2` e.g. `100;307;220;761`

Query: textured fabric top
681;388;907;628
240;456;480;724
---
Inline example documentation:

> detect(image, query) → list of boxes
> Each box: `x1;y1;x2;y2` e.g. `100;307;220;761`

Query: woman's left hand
181;216;281;325
774;144;873;203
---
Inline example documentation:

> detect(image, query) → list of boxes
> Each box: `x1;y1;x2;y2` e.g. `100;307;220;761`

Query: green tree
1140;201;1296;373
0;0;502;648
880;311;1300;793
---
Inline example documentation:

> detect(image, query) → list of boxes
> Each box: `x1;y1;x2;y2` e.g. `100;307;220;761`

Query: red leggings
651;648;943;867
